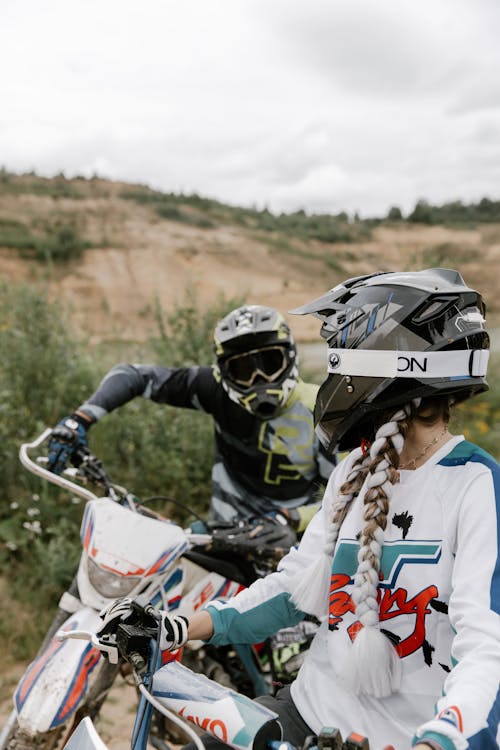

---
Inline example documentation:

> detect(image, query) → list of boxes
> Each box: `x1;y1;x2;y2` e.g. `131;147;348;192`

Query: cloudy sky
2;0;499;217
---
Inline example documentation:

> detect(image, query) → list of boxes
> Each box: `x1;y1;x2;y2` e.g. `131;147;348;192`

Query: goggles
222;346;289;387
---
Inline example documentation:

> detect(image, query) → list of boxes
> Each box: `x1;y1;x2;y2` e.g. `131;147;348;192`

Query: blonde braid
341;401;419;697
290;447;371;617
327;450;371;551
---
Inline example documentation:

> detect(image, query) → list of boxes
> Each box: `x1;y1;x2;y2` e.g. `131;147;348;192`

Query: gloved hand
157;611;189;652
98;598;189;652
211;513;297;566
47;413;92;474
98;597;135;636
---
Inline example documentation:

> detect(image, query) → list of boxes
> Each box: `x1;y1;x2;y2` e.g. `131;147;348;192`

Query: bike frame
60;628;281;750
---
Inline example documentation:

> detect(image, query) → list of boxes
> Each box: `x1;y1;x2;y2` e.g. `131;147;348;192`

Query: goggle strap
326;348;489;378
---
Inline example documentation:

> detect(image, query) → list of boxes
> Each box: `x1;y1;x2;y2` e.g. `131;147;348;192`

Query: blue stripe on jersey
206;592;305;647
438;440;500;612
439;441;500;745
469;682;500;749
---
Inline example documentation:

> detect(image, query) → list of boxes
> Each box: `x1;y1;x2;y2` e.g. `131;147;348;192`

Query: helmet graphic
292;269;489;452
214;305;299;418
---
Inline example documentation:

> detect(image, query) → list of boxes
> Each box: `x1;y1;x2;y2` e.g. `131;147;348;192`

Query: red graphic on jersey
329;573;438;657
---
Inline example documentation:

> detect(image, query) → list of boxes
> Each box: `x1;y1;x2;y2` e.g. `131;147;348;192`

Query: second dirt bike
0;430;303;750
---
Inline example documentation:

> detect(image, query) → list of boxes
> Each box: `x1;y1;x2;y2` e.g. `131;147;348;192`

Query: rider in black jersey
47;305;335;528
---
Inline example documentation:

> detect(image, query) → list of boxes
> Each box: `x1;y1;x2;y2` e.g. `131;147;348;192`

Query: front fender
62;717;108;750
15;608;102;733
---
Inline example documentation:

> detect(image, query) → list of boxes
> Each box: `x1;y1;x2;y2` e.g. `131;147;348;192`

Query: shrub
0;215;93;262
0;284;246;652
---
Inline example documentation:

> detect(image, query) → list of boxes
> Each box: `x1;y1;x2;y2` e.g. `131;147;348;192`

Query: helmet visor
222;346;289;387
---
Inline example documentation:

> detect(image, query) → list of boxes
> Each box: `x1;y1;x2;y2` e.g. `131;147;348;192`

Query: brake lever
75;449;113;489
56;629;120;664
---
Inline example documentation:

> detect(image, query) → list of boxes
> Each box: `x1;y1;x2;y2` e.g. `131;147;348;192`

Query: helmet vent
412;296;454;324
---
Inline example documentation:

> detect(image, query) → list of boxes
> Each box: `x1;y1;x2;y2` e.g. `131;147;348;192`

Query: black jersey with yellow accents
78;363;335;521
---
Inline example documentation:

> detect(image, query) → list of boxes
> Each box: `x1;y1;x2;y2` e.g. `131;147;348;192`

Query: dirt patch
2;185;499;345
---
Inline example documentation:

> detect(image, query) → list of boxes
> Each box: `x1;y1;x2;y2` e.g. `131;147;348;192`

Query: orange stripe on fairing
17;637;63;705
83;518;93;550
147;552;169;575
97;561;146;576
55;647;101;723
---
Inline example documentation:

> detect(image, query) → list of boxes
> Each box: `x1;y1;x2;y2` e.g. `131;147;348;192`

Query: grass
0;169;84;199
260;233;346;272
0;214;94;262
119;184;371;243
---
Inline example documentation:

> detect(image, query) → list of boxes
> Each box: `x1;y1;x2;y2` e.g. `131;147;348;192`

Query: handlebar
19;431;295;562
56;626;206;750
19;429;99;503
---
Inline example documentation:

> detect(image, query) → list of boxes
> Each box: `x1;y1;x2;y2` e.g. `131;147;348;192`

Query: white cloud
1;0;499;216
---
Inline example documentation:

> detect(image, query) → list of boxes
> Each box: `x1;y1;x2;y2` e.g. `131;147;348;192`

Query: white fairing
78;498;188;609
152;661;279;750
15;609;102;734
62;717;108;750
177;563;243;620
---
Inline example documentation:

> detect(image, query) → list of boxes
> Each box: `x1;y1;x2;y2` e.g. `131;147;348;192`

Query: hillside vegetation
1;169;499;343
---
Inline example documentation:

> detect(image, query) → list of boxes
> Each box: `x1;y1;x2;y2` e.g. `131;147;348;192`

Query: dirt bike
57;602;396;750
0;430;305;750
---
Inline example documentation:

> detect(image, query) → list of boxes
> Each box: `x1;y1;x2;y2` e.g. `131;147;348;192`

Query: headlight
87;557;140;598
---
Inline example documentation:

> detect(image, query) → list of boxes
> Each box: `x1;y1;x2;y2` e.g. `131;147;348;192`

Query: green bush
0;215;93;262
407;197;500;227
453;352;500;458
0;285;246;653
0;169;84;199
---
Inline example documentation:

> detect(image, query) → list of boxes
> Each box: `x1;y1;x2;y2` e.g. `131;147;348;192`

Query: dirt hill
1;173;499;344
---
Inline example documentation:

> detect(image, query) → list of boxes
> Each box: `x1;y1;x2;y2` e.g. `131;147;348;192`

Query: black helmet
292;269;489;452
214;304;299;418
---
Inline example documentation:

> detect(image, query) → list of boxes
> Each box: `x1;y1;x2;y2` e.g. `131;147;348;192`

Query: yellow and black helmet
214;305;299;419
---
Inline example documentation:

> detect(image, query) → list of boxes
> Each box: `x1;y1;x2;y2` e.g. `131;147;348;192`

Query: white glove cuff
159;613;189;652
414;718;468;750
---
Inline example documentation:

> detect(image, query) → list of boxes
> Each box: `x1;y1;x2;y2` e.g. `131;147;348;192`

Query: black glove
210;513;297;565
47;413;93;474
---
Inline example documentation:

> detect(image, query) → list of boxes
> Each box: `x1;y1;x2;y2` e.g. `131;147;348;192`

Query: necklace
399;427;449;470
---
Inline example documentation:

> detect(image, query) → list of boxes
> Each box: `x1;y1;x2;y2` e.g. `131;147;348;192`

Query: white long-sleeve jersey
206;436;500;750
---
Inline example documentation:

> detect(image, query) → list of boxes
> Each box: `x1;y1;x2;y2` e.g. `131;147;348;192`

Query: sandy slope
1;188;499;344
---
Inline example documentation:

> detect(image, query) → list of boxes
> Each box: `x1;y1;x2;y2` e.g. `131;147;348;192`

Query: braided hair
290;400;420;696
